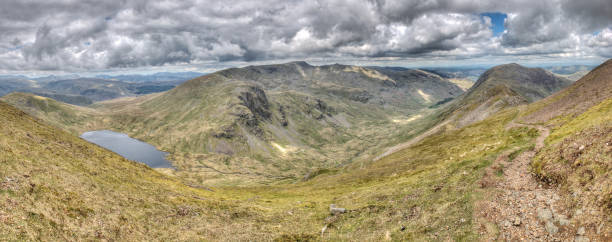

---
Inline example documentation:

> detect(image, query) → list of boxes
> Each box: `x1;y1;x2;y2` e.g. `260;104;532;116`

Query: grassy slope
0;92;542;241
530;98;612;237
0;100;270;241
0;92;98;134
0;83;545;241
524;59;612;238
213;108;538;240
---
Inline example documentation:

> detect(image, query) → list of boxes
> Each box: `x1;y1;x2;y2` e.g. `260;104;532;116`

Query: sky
480;12;507;36
0;0;611;75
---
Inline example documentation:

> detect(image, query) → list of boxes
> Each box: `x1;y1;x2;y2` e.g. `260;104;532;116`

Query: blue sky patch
480;12;507;37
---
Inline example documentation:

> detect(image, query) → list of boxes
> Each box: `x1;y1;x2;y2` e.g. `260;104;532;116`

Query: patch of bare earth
475;125;591;241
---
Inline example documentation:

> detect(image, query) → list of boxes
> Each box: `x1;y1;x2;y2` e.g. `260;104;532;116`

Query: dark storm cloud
0;0;610;71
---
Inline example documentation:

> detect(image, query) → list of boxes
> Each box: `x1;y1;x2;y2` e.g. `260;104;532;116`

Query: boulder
537;208;553;221
330;204;346;215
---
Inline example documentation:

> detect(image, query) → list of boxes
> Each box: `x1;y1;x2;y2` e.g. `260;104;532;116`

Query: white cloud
0;0;610;71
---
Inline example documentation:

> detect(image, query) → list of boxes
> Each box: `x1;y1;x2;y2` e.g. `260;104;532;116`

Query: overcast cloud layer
0;0;611;72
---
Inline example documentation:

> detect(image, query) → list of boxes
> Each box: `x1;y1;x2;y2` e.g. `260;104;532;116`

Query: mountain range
0;60;610;240
0;72;201;105
3;62;467;185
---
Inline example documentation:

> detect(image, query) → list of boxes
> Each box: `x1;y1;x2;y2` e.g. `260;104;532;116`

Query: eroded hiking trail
475;123;590;241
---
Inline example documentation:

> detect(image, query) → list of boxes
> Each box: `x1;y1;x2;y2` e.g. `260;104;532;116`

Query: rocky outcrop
213;125;236;139
228;86;272;136
349;90;372;103
238;86;271;121
305;98;334;120
278;105;288;126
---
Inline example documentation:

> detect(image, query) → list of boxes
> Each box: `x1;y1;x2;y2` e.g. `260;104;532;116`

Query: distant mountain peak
286;61;312;67
439;62;573;128
470;63;572;103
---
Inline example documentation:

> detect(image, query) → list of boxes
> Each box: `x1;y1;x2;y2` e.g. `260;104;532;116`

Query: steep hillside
522;59;612;125
371;60;610;240
0;100;265;240
442;63;572;128
525;59;612;239
376;63;572;161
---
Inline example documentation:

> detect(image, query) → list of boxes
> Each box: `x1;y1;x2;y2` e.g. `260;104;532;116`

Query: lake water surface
80;130;174;169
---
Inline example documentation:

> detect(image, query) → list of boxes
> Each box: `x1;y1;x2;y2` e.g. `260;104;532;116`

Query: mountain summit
469;63;573;102
441;63;572;128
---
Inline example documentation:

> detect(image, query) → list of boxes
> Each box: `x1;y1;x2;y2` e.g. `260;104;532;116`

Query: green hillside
0;100;260;240
525;59;612;238
3;62;464;185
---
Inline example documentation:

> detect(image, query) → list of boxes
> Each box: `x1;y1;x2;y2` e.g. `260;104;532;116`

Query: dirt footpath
474;124;590;241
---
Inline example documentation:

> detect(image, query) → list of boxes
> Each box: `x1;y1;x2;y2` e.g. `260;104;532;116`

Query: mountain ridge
440;63;572;128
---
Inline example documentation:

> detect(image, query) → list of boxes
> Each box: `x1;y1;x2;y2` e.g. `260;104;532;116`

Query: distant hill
553;70;589;81
0;76;39;97
95;71;204;83
544;64;594;75
421;67;488;81
442;63;572;128
219;62;464;109
469;63;573;102
29;92;93;106
0;76;191;105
